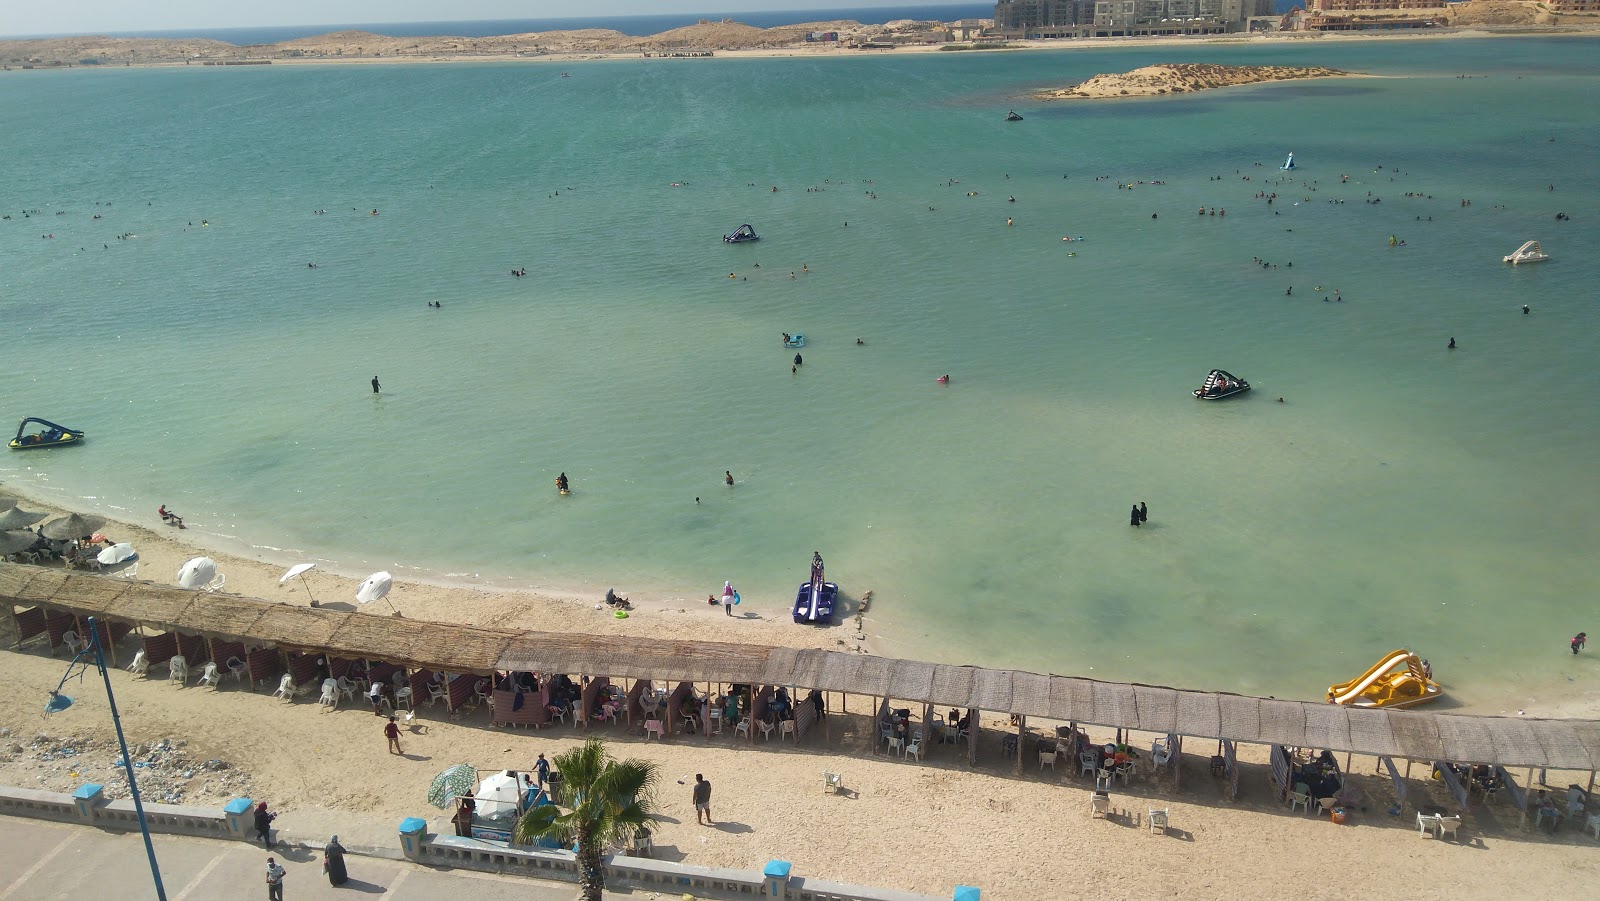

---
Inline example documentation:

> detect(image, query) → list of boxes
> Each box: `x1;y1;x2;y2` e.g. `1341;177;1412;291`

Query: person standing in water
1130;504;1142;527
1138;502;1148;523
1573;632;1587;655
793;353;802;367
371;375;381;393
725;471;735;486
1447;337;1456;349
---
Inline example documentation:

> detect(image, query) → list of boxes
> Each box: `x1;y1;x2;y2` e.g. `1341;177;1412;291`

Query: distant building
1549;0;1597;9
994;0;1097;30
1308;0;1442;9
996;0;1272;35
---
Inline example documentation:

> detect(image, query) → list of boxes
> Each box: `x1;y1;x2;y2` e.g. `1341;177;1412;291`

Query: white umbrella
177;556;218;589
97;543;137;566
281;562;318;605
357;571;397;614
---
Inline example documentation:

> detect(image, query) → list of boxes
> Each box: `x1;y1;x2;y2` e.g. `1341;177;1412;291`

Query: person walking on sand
265;856;286;901
693;773;713;825
371;375;381;394
385;715;402;754
254;801;276;848
722;581;735;617
535;752;551;788
1573;632;1587;655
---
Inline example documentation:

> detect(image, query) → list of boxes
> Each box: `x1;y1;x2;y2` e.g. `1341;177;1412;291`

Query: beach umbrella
357;571;393;607
177;556;218;589
0;506;47;530
428;764;478;809
0;530;38;555
40;513;107;541
280;562;317;604
96;542;137;566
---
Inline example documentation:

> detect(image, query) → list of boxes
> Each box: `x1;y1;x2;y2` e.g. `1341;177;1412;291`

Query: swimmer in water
856;338;864;345
725;471;735;486
793;353;803;366
936;374;950;384
1447;337;1456;349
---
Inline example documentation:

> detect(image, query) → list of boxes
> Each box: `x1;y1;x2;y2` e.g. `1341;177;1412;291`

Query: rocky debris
1035;63;1351;101
0;733;253;806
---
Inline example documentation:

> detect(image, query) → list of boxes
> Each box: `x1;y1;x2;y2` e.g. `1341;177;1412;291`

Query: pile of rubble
0;729;255;807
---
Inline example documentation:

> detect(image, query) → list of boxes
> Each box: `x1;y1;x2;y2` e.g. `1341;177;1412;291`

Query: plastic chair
203;573;226;593
759;720;776;742
126;649;149;678
904;738;923;762
734;720;751;739
1091;792;1111;818
61;630;84;656
168;655;188;685
1040;750;1056;771
1586;812;1600;840
1080;752;1099;778
336;676;357;702
780;720;796;742
426;682;448;708
394;686;413;711
1151;740;1173;773
1436;815;1462;841
1149;808;1170;834
272;673;296;701
318;678;339;709
226;656;248;684
196;662;222;690
708;707;722;734
114;562;139;580
1290;790;1312;814
1095;768;1114;793
643;719;665;741
822;771;844;794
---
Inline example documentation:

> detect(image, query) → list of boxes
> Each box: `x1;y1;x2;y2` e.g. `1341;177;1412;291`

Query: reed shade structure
0;506;48;530
39;512;107;540
0;531;38;555
4;566;1600;773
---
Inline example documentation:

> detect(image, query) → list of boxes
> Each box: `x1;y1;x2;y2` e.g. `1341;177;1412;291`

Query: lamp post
49;615;168;900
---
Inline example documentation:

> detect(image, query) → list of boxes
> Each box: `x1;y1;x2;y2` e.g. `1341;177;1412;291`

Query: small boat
724;224;759;244
1193;369;1250;400
783;334;805;348
1281;151;1295;171
9;417;85;450
1503;240;1548;265
1005;110;1024;122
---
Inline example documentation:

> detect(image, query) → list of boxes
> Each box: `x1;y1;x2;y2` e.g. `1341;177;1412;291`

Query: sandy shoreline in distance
0;482;870;657
2;27;1597;74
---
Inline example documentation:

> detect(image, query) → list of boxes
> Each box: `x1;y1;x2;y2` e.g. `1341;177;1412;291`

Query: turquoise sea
3;37;1598;708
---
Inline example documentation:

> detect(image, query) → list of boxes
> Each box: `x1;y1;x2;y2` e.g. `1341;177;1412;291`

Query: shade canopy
356;572;393;605
96;542;137;565
177;556;219;589
0;530;38;555
40;513;107;540
428;764;477;809
281;562;317;584
0;507;47;531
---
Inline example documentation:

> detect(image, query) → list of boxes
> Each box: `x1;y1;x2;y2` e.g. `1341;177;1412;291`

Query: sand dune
1036;63;1353;100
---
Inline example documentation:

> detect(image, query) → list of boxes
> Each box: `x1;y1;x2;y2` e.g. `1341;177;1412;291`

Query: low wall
0;783;252;842
401;827;946;901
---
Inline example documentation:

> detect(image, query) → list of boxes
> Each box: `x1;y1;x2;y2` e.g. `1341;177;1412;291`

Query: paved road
0;816;585;901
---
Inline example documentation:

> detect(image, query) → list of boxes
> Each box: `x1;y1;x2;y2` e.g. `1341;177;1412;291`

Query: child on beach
385;715;402;754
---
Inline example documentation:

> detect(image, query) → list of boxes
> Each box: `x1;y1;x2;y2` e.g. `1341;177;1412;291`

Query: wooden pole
1015;714;1026;774
967;708;978;767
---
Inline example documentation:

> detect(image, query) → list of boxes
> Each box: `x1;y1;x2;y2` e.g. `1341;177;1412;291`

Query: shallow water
2;37;1598;706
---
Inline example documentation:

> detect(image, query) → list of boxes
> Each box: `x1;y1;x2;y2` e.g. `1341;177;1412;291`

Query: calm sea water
3;37;1598;708
9;6;994;43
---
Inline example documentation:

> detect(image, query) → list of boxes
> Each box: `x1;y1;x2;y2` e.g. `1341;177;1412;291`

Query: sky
7;1;944;37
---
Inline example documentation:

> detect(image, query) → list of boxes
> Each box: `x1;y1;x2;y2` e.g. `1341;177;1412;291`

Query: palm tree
513;739;659;901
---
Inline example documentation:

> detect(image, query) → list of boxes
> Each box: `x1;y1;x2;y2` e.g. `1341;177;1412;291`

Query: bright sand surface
4;492;1600;898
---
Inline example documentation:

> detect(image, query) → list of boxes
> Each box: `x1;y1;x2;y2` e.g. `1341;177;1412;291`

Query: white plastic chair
822;771;843;794
759;720;776;742
1091;792;1111;818
394;686;413;711
1151;740;1173;773
203;573;226;593
905;738;924;762
1417;812;1441;836
733;720;750;739
1436;815;1462;841
1290;790;1312;814
272;673;296;701
126;649;149;678
114;562;139;580
643;719;664;741
780;720;796;742
168;655;188;685
426;682;448;707
318;678;339;709
1149;808;1170;835
1080;752;1099;778
226;656;248;684
195;662;221;690
61;630;84;656
336;676;357;702
1039;750;1056;770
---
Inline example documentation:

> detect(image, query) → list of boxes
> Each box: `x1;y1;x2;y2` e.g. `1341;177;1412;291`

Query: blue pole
87;616;168;900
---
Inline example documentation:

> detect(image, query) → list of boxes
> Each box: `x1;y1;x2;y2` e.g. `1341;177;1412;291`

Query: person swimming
936;374;950;384
1447;337;1456;349
556;473;570;493
725;470;735;486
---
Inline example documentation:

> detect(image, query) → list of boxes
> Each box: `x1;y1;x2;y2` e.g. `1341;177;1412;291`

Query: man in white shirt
265;857;286;901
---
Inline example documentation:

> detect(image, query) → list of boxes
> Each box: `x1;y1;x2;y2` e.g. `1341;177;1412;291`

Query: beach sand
3;489;1600;897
